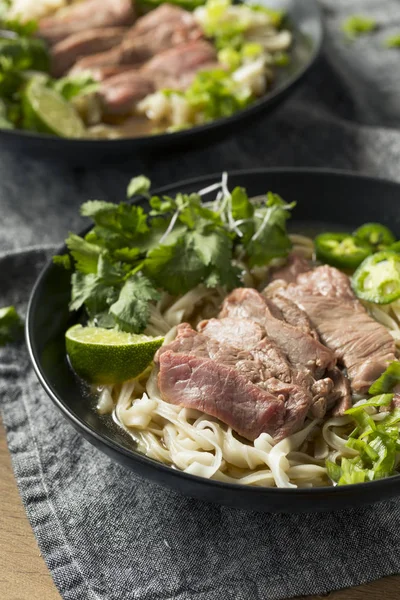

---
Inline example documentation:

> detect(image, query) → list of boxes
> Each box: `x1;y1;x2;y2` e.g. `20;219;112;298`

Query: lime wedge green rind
23;79;85;138
65;324;164;385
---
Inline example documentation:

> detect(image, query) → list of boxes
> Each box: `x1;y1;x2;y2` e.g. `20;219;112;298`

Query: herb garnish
54;174;295;333
385;34;400;48
342;15;377;40
0;305;23;346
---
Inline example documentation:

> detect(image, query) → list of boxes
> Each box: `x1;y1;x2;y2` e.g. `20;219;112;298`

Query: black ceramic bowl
26;168;400;513
2;0;322;164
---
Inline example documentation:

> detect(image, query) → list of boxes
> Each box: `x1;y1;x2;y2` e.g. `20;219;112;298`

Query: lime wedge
23;79;85;138
65;325;164;385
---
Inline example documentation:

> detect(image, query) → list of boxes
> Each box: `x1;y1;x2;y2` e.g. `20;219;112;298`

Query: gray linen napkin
2;1;400;598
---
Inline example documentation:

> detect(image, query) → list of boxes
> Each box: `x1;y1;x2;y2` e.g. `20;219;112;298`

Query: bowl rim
2;0;323;149
25;166;400;499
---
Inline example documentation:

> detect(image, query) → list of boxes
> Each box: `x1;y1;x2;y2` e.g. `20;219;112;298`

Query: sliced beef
197;318;318;437
88;65;136;82
126;21;202;60
38;0;135;45
218;289;346;418
128;3;197;38
73;39;214;115
249;338;293;384
273;265;396;392
141;39;217;84
310;368;351;416
311;378;333;399
157;323;314;440
160;322;292;392
294;265;355;301
158;351;285;441
327;367;352;415
199;316;308;389
220;288;335;379
156;324;286;440
70;20;203;75
157;269;367;442
258;377;312;441
197;317;264;351
310;377;332;417
309;397;328;419
154;61;222;92
70;47;123;74
269;253;311;284
99;71;155;115
157;323;262;380
268;294;319;340
51;27;128;77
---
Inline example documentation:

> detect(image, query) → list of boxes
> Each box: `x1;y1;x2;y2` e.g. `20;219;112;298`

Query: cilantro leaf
81;201;149;251
69;252;126;327
65;233;101;274
53;254;72;270
127;175;151;198
110;273;160;333
144;236;208;295
80;200;118;218
230;186;254;221
149;195;176;216
244;193;294;267
189;228;241;289
69;272;118;316
229;186;254;243
97;253;125;285
112;247;141;264
0;37;49;72
150;192;221;229
0;305;23;346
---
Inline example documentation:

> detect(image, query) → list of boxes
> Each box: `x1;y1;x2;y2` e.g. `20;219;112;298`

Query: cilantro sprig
54;174;295;334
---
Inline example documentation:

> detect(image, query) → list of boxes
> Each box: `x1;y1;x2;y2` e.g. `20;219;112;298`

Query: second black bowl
1;0;322;164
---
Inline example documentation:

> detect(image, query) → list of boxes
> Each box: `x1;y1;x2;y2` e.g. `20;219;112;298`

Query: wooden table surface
1;419;399;600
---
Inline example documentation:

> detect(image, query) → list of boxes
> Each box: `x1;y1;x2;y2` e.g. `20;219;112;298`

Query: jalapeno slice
315;233;372;269
353;223;396;250
352;251;400;304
